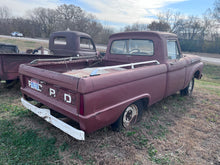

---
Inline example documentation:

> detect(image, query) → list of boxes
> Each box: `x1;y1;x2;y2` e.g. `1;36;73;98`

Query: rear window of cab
110;39;154;56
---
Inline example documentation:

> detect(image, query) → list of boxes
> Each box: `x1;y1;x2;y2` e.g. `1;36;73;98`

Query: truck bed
0;53;69;81
62;60;159;78
63;67;126;78
19;58;168;139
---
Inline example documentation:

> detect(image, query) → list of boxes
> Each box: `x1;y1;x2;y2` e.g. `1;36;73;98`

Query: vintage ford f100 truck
0;31;97;86
19;31;203;140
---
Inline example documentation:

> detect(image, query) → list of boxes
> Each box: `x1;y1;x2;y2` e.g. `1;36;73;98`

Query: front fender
184;61;203;89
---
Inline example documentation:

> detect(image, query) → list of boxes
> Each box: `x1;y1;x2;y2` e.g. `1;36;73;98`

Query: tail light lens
79;94;84;115
19;75;24;87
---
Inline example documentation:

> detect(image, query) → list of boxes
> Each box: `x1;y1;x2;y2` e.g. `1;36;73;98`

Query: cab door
165;40;187;97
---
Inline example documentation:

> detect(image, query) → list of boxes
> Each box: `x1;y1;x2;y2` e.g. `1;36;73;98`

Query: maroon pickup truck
0;31;97;86
19;31;203;140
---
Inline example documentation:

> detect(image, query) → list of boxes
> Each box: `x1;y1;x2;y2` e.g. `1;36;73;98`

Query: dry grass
0;37;48;52
0;36;106;53
0;64;219;164
1;80;219;164
0;35;219;164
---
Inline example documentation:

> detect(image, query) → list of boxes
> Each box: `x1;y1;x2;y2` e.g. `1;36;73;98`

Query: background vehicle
11;32;24;37
0;43;19;53
0;31;98;87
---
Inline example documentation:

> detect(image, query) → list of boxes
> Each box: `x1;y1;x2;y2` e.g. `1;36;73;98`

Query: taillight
79;94;84;115
19;75;24;87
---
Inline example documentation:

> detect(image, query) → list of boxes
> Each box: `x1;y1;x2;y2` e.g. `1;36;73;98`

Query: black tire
111;101;143;132
180;78;194;96
5;79;19;89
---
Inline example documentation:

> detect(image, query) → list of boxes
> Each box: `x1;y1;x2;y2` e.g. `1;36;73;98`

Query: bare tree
56;4;85;31
0;4;112;44
96;26;114;44
176;16;201;40
148;21;171;32
27;4;112;44
214;0;220;22
157;10;184;33
156;9;214;41
83;14;103;38
200;10;215;40
0;6;10;19
177;14;214;41
29;7;58;37
124;23;148;32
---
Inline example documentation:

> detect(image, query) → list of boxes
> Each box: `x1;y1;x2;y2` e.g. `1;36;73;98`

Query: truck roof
50;31;92;38
49;31;96;56
109;31;177;39
105;31;179;64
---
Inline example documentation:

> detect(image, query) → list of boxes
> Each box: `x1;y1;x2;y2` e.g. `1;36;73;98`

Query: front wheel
111;101;143;131
180;78;194;96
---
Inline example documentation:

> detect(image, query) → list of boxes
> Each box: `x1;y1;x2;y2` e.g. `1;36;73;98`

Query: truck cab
0;31;98;84
49;31;97;57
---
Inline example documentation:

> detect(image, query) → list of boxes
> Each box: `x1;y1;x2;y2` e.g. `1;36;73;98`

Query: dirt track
183;52;220;65
186;52;220;58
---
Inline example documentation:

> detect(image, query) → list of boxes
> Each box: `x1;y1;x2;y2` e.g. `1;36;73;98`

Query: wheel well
139;98;149;109
194;70;201;79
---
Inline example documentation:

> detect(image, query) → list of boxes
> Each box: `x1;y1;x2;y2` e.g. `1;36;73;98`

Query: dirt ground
1;80;219;165
57;83;220;165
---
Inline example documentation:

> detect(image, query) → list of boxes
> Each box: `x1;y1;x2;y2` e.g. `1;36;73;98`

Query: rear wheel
111;101;143;131
180;78;194;96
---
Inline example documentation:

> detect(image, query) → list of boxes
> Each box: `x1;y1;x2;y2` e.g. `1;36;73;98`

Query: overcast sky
0;0;216;28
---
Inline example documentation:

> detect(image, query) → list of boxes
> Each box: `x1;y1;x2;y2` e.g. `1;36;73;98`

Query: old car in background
0;43;19;53
11;31;24;37
0;31;98;87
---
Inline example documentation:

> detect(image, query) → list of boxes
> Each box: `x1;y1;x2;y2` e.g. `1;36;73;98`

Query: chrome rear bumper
21;98;85;140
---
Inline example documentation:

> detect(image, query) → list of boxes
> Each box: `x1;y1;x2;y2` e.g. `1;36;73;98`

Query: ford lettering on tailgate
27;78;75;105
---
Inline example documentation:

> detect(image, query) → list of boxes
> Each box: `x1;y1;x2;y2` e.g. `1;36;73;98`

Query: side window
80;38;95;50
167;40;180;60
54;36;67;45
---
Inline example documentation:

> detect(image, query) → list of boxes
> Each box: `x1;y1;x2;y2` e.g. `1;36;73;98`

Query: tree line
0;4;113;44
0;1;220;53
123;0;220;53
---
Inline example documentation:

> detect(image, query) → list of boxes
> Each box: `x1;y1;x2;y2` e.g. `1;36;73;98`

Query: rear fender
112;93;151;121
79;93;151;133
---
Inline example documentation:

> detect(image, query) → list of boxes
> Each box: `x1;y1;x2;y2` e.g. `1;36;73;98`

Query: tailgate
19;64;81;121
